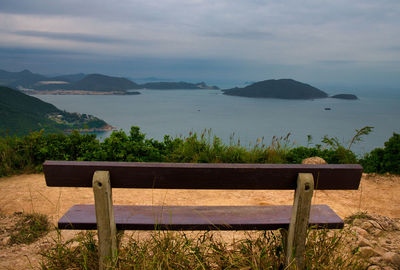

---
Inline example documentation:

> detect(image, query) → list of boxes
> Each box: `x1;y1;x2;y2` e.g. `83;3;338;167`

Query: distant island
222;79;328;99
331;94;358;100
0;69;218;95
139;81;219;90
0;86;113;136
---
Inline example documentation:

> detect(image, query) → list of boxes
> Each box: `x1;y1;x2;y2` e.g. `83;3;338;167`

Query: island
0;86;113;136
331;94;358;100
0;69;218;94
222;79;328;100
139;81;219;90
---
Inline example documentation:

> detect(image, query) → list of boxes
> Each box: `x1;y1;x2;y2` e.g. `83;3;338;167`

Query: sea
36;89;400;156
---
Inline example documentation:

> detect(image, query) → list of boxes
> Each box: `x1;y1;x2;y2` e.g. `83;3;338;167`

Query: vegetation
40;229;365;269
223;79;328;99
360;132;400;174
8;212;51;245
1;125;398;177
0;86;110;136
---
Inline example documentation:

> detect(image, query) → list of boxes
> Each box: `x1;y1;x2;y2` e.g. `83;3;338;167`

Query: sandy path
0;173;399;224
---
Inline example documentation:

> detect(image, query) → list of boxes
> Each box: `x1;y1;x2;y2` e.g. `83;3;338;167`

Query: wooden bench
43;160;362;269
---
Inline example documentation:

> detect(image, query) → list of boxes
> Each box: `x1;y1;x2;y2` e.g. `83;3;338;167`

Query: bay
36;89;400;155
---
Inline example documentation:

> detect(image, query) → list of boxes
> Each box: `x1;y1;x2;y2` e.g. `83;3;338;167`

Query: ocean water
36;89;400;155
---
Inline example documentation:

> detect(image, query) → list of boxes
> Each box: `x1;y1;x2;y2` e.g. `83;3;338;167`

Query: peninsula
0;86;113;136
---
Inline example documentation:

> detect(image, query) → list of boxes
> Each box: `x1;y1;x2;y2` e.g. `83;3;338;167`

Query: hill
0;69;219;93
0;69;47;89
140;81;219;90
223;79;328;99
0;86;111;136
51;73;86;83
71;74;140;91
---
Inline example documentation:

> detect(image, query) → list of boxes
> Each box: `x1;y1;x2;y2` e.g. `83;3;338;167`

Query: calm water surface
37;90;400;155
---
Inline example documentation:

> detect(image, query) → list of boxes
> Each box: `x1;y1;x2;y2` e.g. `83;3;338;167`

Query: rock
367;266;382;270
382;252;400;266
361;221;381;235
359;246;381;258
1;236;10;245
352;226;369;237
301;157;327;164
382;267;395;270
369;256;383;265
358;235;372;247
353;219;364;227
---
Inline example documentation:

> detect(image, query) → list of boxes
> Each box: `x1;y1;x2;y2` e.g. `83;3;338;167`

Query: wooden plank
92;171;117;270
44;161;362;190
286;173;314;269
58;204;344;230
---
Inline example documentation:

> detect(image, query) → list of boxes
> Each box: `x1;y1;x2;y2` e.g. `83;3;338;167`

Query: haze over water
37;89;400;155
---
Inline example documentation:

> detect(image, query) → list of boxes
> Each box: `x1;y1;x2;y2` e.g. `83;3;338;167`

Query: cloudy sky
0;0;399;89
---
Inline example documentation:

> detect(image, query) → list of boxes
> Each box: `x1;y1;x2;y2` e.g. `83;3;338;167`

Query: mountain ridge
0;69;218;92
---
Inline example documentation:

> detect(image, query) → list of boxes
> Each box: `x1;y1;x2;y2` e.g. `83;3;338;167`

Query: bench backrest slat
43;161;362;190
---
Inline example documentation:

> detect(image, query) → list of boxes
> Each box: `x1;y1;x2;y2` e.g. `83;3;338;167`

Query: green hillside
0;86;110;136
223;79;328;99
72;74;140;91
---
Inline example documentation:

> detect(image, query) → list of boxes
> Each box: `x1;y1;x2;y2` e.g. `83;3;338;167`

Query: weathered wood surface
44;161;362;190
58;204;343;230
286;173;315;269
92;171;117;270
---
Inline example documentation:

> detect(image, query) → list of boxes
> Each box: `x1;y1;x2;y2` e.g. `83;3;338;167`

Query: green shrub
361;133;400;174
3;125;396;176
286;146;357;164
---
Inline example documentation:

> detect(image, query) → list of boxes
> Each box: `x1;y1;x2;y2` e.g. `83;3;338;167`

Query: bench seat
59;204;344;230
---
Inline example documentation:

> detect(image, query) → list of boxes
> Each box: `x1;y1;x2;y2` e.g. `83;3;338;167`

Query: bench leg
93;171;117;270
286;173;314;269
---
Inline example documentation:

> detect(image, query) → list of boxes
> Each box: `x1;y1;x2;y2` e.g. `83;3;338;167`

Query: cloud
0;0;399;86
13;30;128;44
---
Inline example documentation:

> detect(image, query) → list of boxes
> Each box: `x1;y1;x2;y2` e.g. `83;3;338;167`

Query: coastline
65;124;116;133
22;90;140;95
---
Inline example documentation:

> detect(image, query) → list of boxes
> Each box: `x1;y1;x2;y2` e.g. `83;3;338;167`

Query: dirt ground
0;173;399;269
0;173;399;223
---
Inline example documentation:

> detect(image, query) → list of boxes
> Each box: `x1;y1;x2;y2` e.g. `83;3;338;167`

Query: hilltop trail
0;173;399;221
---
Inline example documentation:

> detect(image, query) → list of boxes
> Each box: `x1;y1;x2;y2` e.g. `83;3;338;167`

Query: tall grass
8;212;51;245
40;229;365;269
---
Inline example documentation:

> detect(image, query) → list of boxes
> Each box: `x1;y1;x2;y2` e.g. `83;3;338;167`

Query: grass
8;212;51;245
40;229;366;270
344;211;372;225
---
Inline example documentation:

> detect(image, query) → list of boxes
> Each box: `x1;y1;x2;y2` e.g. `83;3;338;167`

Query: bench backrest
43;161;362;190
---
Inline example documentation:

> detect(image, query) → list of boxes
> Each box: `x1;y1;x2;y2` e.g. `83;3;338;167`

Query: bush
4;126;397;176
361;133;400;174
286;146;357;164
